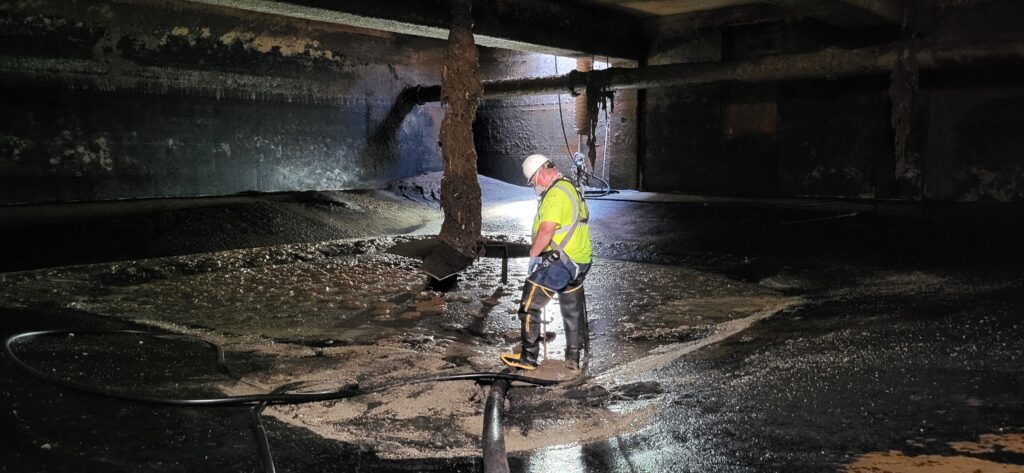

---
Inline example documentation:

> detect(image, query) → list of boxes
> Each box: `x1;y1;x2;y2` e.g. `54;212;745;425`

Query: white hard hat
522;154;551;183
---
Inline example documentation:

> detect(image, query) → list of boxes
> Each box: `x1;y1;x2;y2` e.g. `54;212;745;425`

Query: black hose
482;378;511;473
5;330;563;471
583;174;612;198
555;60;575;159
3;330;559;408
248;380;320;473
251;402;276;473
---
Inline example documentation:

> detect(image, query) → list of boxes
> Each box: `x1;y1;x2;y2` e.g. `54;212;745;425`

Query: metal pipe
482;378;512;473
413;39;1024;102
501;245;509;285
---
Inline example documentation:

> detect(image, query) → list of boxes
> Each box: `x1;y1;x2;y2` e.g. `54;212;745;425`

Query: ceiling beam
646;4;791;39
183;0;644;59
766;0;910;29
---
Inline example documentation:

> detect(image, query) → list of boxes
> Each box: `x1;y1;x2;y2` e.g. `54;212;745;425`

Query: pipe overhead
413;39;1024;103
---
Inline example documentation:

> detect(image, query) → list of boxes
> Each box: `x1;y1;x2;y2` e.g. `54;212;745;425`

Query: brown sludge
436;0;483;257
844;434;1024;473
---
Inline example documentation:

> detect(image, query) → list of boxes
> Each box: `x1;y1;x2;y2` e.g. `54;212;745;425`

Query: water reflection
483;199;537;234
525;443;584;472
524;438;637;473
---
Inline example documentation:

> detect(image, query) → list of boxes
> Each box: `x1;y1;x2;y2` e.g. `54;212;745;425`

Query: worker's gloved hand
527;256;542;275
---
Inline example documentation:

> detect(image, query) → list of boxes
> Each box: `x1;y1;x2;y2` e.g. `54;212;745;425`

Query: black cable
583;174;612;198
3;330;559;408
554;59;574;159
252;384;299;473
6;330;563;472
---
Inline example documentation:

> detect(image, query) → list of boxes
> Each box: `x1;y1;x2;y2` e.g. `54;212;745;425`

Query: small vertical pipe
574;58;593;135
501;246;508;285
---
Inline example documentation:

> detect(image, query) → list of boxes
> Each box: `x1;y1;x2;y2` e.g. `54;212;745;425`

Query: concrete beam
766;0;910;29
184;0;644;59
414;39;1024;101
646;4;791;38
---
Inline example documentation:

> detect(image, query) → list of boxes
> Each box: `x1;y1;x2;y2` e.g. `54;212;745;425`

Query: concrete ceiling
567;0;908;27
187;0;908;61
186;0;646;59
569;0;764;17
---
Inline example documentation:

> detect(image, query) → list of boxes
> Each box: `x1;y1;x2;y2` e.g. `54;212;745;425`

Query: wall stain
0;1;423;203
218;29;341;61
45;130;115;173
0;135;33;165
960;165;1024;202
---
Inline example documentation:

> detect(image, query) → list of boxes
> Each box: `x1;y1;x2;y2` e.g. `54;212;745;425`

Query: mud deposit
0;230;796;459
0;189;441;273
844;433;1024;472
2;174;1022;471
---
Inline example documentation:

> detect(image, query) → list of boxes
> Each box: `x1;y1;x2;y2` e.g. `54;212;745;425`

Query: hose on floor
3;330;561;473
4;330;559;406
483;378;512;473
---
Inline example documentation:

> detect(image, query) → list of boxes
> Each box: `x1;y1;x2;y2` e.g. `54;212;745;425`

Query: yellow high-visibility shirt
533;179;592;264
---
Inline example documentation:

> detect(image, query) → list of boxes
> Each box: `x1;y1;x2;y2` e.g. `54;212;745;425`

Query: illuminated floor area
0;233;798;461
1;183;1022;472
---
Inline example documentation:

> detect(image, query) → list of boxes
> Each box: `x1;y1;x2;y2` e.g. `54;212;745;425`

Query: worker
500;154;592;371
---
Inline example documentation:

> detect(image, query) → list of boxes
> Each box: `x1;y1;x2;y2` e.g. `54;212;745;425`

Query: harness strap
543;179;588;279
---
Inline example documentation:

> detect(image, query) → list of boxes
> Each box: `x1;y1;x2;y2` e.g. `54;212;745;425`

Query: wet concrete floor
1;182;1023;472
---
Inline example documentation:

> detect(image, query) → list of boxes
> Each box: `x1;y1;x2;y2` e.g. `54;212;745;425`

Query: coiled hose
4;330;560;472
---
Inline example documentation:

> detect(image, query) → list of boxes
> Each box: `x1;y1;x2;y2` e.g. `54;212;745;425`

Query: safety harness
533;178;589;364
541;177;589;279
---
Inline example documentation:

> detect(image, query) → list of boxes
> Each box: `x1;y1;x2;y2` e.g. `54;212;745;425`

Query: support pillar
437;0;483;256
885;41;927;200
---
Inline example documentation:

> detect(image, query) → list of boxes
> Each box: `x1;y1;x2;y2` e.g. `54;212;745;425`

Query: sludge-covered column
437;0;483;259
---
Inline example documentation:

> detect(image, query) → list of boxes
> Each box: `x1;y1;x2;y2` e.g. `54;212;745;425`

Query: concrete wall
919;1;1024;202
641;0;1024;202
5;1;1020;205
473;49;639;189
0;0;445;204
642;21;895;198
643;28;724;194
924;70;1024;201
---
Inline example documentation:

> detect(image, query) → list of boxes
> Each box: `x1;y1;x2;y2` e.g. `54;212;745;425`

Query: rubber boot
501;316;542;370
559;284;587;370
501;281;552;370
